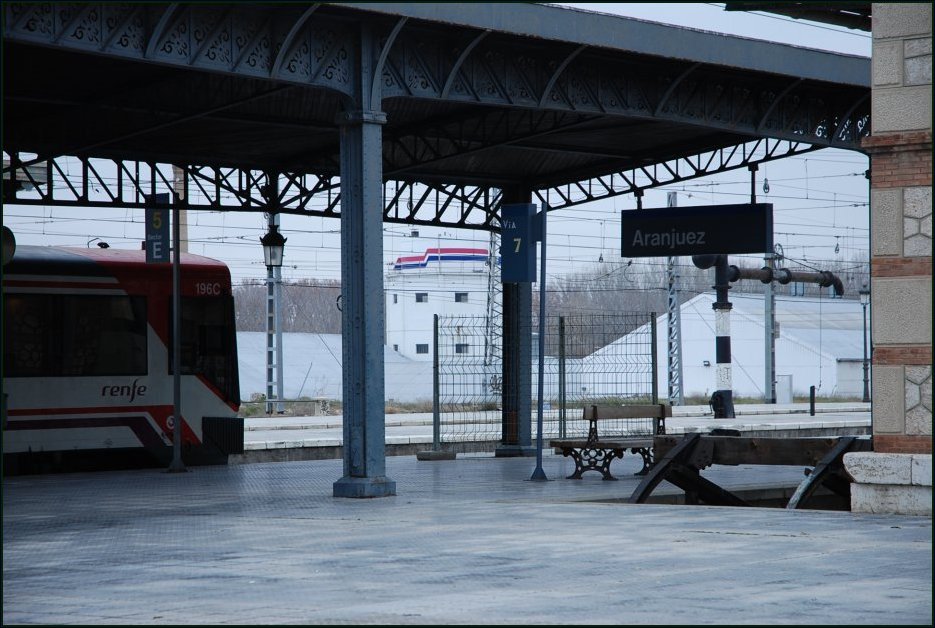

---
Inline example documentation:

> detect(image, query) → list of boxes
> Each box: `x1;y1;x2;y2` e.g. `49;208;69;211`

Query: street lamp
260;224;286;268
859;285;871;403
261;222;286;414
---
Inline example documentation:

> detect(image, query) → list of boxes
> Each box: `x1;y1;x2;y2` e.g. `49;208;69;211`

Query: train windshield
3;294;148;377
171;296;240;405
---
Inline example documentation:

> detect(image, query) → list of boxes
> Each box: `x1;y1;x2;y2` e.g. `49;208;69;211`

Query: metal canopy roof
724;2;872;32
2;2;871;226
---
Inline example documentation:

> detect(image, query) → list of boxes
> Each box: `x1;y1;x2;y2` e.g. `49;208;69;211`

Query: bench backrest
581;403;671;438
583;404;672;421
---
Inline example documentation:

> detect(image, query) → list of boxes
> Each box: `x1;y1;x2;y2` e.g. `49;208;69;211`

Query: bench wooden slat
550;438;651;449
583;404;672;420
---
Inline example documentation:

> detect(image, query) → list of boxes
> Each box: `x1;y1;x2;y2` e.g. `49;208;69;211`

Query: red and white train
2;245;242;474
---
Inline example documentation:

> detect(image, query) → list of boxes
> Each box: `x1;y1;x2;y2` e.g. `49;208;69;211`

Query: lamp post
261;219;286;414
859;285;870;403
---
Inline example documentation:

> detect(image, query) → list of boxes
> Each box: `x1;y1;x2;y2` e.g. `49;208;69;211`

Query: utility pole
172;165;189;253
666;191;684;405
484;228;503;405
750;163;777;404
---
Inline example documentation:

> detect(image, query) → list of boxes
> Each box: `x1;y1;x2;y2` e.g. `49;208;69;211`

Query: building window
416;292;428;303
455;292;468;303
393;294;398;304
455;343;470;354
416;343;429;354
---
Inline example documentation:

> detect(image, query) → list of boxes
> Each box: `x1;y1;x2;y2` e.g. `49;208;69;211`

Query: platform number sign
145;193;171;263
500;203;537;283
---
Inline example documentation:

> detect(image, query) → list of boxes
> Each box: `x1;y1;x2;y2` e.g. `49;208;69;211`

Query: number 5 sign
500;203;538;283
145;193;171;263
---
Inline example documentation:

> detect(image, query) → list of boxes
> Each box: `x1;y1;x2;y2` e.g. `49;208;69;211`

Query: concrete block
920;368;933;404
911;454;933;487
905;55;932;86
872;86;933;133
872;277;932;345
844;451;913;484
906;403;932;435
906;365;931;387
872;40;902;86
905;374;921;408
872;366;905;433
905;232;932;257
904;186;932;219
873;4;932;40
871;188;902;256
905;37;932;58
850;483;932;516
904;187;932;256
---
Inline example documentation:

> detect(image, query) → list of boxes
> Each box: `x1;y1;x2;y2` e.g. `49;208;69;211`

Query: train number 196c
195;282;222;296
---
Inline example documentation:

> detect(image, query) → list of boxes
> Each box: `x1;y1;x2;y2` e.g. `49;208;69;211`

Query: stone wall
847;3;933;516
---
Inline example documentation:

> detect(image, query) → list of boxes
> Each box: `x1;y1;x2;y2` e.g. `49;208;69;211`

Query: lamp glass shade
858;288;870;306
261;226;286;268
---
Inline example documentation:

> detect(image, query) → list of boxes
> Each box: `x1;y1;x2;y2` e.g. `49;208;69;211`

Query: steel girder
534;136;823;211
3;2;869;150
3;136;821;229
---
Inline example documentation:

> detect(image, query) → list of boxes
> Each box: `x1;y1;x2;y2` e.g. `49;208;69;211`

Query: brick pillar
844;3;932;515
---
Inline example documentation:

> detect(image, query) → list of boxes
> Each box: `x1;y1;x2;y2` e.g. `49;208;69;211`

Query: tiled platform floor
3;452;931;625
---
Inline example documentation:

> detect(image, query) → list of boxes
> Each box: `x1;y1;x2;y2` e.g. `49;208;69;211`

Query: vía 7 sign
620;203;773;257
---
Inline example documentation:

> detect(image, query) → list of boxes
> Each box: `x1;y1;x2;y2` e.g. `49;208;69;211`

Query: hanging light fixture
260;224;287;268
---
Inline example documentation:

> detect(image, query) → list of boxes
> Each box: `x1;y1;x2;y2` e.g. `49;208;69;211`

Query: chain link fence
435;312;657;448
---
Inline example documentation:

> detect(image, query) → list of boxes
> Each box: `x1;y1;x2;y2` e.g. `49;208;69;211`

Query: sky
3;3;873;287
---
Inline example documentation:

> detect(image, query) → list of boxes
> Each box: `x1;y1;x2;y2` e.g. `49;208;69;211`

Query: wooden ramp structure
628;432;872;509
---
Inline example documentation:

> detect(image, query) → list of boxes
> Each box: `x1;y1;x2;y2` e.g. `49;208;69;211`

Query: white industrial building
654;292;869;400
238;253;869;405
237;245;500;404
384;246;499;361
237;332;434;403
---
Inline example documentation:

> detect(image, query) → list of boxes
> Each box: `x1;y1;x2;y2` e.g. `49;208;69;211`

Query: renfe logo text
101;379;147;403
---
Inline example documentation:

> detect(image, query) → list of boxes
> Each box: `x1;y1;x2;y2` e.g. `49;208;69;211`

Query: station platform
3;447;931;625
236;402;872;463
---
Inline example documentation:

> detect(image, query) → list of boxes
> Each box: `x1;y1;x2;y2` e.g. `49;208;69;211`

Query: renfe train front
2;245;243;474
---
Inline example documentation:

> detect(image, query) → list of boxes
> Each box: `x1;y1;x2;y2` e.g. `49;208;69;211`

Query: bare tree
234;279;342;333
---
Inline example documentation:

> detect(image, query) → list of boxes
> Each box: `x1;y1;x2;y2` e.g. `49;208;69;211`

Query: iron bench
549;403;671;480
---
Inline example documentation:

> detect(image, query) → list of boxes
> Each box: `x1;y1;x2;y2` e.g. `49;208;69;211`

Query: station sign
500;203;538;282
145;193;170;263
620;203;773;257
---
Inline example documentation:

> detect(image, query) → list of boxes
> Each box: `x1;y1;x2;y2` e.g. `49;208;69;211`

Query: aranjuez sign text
620;203;773;257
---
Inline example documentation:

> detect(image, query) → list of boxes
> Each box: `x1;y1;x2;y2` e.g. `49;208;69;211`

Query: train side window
3;294;54;377
3;294;147;377
170;296;240;404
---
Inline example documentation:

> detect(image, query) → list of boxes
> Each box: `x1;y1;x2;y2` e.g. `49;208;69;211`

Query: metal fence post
417;313;456;461
433;313;440;451
559;316;566;438
650;313;659;404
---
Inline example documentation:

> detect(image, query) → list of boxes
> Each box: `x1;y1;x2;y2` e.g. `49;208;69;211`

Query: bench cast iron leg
562;447;622;480
631;447;652;476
